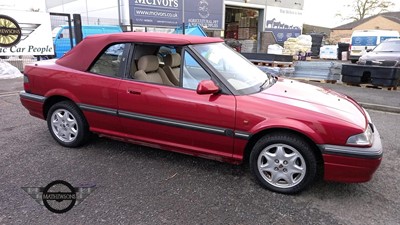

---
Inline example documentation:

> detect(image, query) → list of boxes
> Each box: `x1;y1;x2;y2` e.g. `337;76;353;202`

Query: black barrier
342;64;400;87
337;43;350;60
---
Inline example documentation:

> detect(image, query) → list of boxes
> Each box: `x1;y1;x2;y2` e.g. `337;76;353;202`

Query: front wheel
47;101;90;147
250;133;317;194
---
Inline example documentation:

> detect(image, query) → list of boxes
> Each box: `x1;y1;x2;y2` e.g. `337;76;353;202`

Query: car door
76;43;128;135
118;47;236;159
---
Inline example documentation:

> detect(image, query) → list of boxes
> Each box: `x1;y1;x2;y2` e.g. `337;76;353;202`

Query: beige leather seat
130;59;137;79
134;55;174;86
163;53;181;86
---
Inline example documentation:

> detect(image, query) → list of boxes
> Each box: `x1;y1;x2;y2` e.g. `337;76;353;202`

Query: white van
349;30;399;63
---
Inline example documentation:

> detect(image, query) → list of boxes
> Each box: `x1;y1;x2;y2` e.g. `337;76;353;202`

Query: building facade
45;0;305;52
330;12;400;44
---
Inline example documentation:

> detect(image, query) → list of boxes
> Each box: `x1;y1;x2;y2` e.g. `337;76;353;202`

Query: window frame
188;43;268;96
181;49;212;90
87;42;130;79
120;42;232;95
181;47;232;95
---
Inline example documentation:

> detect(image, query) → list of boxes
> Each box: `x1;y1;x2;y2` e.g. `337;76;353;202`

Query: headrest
138;55;159;72
164;53;181;68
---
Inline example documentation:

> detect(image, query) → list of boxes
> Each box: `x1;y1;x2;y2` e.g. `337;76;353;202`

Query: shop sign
265;6;303;43
0;10;53;56
129;0;183;27
129;0;224;29
184;0;223;30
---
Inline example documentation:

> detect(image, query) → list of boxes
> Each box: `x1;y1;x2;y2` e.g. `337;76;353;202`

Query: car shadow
68;135;368;196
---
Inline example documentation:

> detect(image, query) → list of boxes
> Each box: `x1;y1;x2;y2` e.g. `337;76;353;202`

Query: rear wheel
47;101;90;147
250;133;317;194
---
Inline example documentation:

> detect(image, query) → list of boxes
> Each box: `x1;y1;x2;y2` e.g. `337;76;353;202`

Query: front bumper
318;126;382;183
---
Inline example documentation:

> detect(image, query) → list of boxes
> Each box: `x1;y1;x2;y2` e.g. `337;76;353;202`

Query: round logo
42;180;76;214
198;0;210;19
0;14;22;47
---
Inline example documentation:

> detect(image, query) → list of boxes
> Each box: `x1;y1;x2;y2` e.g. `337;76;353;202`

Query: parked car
20;32;382;194
349;29;399;63
358;38;400;67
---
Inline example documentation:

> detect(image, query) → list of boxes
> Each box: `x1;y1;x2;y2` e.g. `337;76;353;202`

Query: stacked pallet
292;61;342;82
283;35;312;56
257;65;295;77
342;64;400;89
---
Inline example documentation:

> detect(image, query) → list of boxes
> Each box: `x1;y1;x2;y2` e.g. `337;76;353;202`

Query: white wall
0;0;46;12
47;0;121;25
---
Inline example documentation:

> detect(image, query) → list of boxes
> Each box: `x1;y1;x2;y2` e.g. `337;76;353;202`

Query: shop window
225;7;259;53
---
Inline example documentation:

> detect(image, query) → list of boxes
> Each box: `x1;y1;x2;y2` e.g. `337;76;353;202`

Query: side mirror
196;80;220;95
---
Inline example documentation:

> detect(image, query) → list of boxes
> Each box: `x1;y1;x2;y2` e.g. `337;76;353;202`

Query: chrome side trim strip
19;91;46;103
234;131;251;140
118;110;228;136
78;104;118;116
77;103;251;140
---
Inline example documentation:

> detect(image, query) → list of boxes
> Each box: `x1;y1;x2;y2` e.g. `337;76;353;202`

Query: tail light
348;44;352;52
23;74;31;92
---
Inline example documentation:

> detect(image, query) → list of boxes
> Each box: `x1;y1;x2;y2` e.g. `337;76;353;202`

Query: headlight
346;125;374;146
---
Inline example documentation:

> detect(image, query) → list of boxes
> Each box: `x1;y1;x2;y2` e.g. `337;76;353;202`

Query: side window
90;43;126;77
182;51;211;90
61;28;71;39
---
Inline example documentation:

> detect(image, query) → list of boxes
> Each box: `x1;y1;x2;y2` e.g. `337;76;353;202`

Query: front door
118;49;236;159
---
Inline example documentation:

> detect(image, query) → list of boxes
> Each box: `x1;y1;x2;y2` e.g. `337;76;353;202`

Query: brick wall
330;16;400;44
330;30;353;44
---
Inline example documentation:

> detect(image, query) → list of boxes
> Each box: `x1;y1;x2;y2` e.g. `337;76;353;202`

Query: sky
303;0;400;28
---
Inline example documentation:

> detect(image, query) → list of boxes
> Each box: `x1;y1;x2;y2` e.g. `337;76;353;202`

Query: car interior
89;43;126;77
163;53;181;86
130;44;183;87
134;55;174;86
89;43;211;90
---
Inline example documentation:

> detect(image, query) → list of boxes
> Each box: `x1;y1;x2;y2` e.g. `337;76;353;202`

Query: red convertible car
20;32;382;194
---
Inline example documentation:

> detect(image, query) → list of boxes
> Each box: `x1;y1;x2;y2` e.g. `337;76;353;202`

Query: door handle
127;89;141;95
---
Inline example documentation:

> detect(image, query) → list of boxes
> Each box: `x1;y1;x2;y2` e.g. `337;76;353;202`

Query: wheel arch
45;97;91;148
43;95;75;119
243;128;324;173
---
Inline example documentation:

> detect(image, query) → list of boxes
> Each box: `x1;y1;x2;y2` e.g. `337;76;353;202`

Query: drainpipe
118;0;122;26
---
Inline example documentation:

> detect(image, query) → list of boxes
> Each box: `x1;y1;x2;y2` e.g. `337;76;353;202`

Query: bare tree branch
337;0;395;22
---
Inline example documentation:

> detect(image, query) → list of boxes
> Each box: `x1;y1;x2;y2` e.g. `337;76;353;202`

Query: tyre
47;101;90;147
351;60;357;63
250;133;317;194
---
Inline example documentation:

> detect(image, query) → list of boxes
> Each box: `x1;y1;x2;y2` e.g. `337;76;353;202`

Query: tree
336;0;395;22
